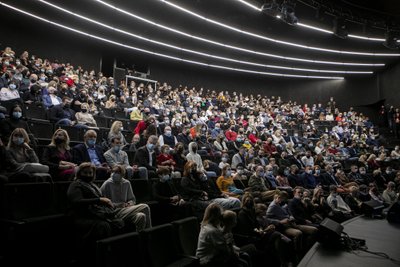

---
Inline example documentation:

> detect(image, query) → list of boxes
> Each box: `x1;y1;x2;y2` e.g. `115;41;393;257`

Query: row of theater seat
0;177;248;266
97;217;200;267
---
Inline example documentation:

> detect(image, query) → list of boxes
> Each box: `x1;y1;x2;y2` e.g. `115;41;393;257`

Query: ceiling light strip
158;0;399;56
0;2;344;80
235;0;261;11
94;0;384;67
38;0;372;74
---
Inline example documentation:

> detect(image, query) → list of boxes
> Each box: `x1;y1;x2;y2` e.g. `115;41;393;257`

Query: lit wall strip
94;0;385;67
0;2;345;80
235;0;392;43
235;0;261;11
38;0;372;75
159;0;400;56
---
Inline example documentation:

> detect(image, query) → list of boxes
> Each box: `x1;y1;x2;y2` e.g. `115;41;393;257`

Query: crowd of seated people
1;46;400;266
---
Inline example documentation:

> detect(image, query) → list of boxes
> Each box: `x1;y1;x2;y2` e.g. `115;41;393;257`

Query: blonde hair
110;120;123;134
50;129;70;150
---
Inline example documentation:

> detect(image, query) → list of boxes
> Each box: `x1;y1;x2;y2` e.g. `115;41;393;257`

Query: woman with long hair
42;129;76;180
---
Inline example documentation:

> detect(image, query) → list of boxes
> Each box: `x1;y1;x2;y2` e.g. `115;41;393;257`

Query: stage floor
298;216;400;267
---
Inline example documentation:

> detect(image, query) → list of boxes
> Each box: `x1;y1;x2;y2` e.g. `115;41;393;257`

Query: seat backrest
28;120;54;140
24;105;47;120
141;223;180;267
131;179;153;203
97;232;145;267
53;181;73;213
1;182;55;220
171;216;200;256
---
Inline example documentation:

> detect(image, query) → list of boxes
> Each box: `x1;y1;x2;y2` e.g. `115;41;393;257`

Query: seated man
104;136;147;179
248;166;279;202
152;168;193;222
48;96;76;126
72;130;109;180
326;185;354;222
267;191;318;253
100;165;152;231
134;135;163;179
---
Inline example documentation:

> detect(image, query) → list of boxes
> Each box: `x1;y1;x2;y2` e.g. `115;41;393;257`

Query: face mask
259;171;265;177
81;109;88;113
80;174;93;182
120;127;124;131
112;173;122;183
147;143;154;151
161;175;171;182
30;79;37;83
113;145;121;153
9;84;17;90
192;147;197;153
267;171;274;176
165;130;172;136
13;137;25;145
87;139;96;147
40;76;46;81
315;170;321;175
222;157;228;162
386;170;392;175
307;170;313;174
284;170;290;176
226;170;232;177
200;175;208;181
236;138;242;142
54;137;64;145
360;170;366;175
12;111;22;119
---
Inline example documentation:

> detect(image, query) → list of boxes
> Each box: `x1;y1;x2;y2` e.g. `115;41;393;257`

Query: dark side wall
378;61;400;107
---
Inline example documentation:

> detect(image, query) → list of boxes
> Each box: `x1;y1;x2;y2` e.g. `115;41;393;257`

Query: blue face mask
284;170;290;176
12;111;22;119
13;137;24;145
87;139;96;147
226;170;232;177
0;113;5;119
9;84;17;90
236;138;242;142
147;143;154;151
113;145;121;153
267;171;274;176
259;171;265;177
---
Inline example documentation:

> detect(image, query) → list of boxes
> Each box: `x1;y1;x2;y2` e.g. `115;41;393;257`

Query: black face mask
79;175;93;182
54;137;64;145
192;147;198;153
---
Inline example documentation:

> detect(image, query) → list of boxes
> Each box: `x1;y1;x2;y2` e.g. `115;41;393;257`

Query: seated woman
5;128;49;179
171;142;187;174
156;144;181;178
0;104;34;145
41;129;76;181
216;164;244;198
75;103;98;128
196;203;233;266
181;161;241;214
108;120;127;146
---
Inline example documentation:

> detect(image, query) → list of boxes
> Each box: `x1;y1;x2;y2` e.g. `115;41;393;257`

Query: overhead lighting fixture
261;0;281;18
233;0;391;44
0;1;345;80
157;0;400;56
281;0;298;26
94;0;385;66
36;0;373;75
333;17;348;39
383;31;399;50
